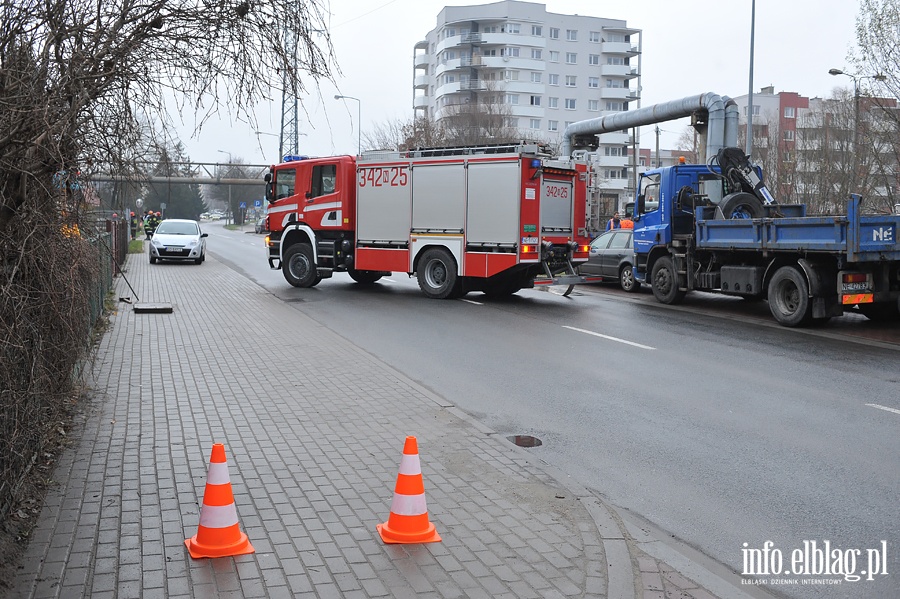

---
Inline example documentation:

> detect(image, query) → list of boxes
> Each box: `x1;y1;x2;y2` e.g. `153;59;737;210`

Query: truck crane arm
713;147;777;206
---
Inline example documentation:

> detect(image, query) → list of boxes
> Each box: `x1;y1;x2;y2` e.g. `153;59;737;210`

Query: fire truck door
305;164;341;227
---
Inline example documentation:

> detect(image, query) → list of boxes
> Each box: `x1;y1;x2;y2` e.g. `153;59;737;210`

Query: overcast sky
175;0;863;167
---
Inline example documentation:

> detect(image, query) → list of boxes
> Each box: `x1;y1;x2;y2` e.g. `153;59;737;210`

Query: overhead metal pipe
560;92;729;162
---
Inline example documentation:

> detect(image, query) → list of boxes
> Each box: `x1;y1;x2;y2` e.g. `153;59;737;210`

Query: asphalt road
203;221;900;599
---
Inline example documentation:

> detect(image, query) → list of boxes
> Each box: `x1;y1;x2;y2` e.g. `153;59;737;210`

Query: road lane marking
460;298;484;305
562;325;656;350
865;403;900;416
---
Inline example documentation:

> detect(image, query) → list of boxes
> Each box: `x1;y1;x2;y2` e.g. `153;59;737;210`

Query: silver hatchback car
149;219;208;265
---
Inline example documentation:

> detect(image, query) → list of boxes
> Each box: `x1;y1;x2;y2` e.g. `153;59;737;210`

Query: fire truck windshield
275;168;296;200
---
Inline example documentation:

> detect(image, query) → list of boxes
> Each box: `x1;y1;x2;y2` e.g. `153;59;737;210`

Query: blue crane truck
630;148;900;327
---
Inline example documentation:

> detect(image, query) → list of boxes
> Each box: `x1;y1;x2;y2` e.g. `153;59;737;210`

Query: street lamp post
828;68;887;192
334;95;361;155
217;150;234;225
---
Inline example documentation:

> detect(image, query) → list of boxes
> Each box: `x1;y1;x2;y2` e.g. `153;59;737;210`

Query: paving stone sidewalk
8;249;767;599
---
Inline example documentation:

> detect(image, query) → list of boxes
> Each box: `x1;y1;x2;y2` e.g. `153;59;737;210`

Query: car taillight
522;245;536;254
842;273;867;283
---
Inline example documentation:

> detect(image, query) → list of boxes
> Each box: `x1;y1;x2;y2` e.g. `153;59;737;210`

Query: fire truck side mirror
637;194;645;216
264;173;272;183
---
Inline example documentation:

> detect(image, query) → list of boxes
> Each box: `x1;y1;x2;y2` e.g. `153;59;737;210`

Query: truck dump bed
696;197;900;262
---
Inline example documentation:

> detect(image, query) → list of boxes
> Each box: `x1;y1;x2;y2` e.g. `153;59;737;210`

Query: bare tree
0;0;335;231
854;0;900;211
0;0;337;548
363;116;450;151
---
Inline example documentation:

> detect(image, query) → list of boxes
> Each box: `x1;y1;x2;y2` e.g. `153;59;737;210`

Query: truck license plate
841;282;869;291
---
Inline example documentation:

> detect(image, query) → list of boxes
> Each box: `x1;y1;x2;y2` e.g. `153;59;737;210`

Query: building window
784;106;796;118
588;100;599;111
743;105;760;116
444;28;456;39
589;54;600;66
531;49;542;60
507;117;519;128
532;25;542;36
530;95;541;106
501;47;520;57
507;23;520;34
607;56;625;65
549;51;559;62
549;27;559;39
784;129;794;141
548;120;559;132
605;147;622;157
548;74;559;86
566;29;578;41
504;70;519;81
548;97;559;108
530;118;541;129
565;98;576;110
506;94;519;105
565;75;577;87
566;52;577;64
589;31;601;42
606;79;622;88
531;72;542;83
588;77;599;88
606;101;623;111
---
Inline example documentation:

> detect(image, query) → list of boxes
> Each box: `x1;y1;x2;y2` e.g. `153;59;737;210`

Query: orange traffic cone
377;436;441;544
185;443;255;558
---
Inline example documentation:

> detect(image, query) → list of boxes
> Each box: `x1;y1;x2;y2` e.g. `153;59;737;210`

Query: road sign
254;200;261;208
239;202;247;209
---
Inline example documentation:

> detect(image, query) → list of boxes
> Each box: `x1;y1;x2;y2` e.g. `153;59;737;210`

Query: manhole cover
507;435;542;448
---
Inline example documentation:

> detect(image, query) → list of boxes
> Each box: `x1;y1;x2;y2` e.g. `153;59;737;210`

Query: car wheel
619;264;640;292
150;255;157;264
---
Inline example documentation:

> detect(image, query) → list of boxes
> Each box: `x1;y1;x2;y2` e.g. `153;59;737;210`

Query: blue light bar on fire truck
282;155;310;162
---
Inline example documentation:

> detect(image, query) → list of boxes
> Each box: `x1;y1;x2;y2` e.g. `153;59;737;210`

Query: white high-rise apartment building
413;1;641;226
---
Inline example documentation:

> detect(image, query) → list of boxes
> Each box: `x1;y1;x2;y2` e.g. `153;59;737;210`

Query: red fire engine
263;142;600;298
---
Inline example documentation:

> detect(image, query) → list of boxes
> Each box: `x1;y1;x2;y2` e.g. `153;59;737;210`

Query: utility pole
655;126;660;168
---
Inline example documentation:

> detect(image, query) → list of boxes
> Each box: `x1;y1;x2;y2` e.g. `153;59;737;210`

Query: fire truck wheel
651;256;686;305
767;266;812;327
348;268;383;284
283;243;318;288
417;248;459;299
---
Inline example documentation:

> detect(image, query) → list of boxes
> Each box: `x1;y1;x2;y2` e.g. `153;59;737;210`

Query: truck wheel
719;192;765;219
348;268;383;284
767;266;812;326
283;243;318;288
651;256;685;304
620;264;641;293
417;248;458;299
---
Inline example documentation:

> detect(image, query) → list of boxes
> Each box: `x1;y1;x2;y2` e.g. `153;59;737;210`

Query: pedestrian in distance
606;212;621;231
130;212;138;239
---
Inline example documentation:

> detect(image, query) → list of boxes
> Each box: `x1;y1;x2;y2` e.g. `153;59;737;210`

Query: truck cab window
311;164;337;198
275;168;297;199
638;173;660;215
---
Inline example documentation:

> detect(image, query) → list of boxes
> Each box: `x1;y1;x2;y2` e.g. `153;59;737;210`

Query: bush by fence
0;213;122;525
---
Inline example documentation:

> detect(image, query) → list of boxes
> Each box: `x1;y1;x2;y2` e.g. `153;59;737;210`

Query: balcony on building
413;95;430;109
600;41;640;56
599;64;639;79
414;75;429;89
600;87;636;101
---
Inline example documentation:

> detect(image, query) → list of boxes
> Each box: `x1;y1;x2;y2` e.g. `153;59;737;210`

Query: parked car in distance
149;219;208;265
578;229;641;292
254;217;266;234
